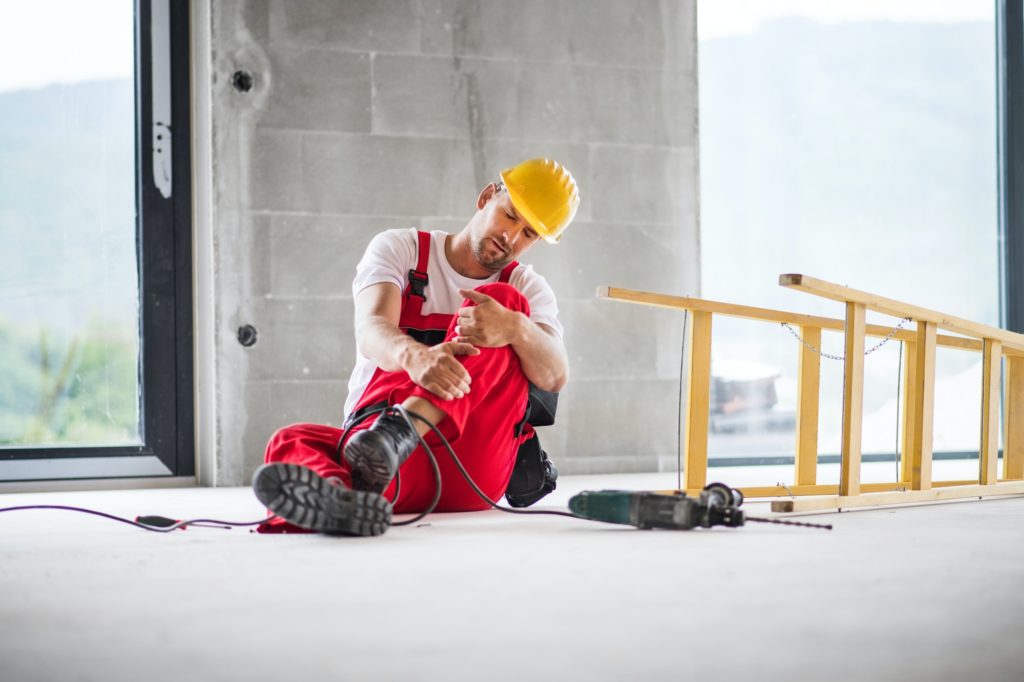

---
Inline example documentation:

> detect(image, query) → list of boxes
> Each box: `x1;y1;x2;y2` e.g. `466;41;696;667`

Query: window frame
1000;0;1024;334
0;0;194;482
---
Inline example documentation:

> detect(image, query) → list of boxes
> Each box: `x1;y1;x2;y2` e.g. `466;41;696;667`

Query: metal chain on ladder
780;317;912;361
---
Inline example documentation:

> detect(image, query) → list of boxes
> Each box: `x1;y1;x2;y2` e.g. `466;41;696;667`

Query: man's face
470;185;543;273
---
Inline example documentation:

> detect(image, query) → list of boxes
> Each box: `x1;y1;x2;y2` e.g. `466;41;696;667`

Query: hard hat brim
500;169;561;244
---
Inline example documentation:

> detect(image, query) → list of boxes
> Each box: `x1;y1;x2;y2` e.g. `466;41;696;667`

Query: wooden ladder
598;274;1024;513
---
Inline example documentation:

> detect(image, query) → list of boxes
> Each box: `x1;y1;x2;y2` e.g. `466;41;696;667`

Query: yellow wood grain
980;338;1002;485
840;302;866;496
910;322;937;491
770;480;1024;513
779;274;1024;351
684;310;713;492
900;340;917;484
795;325;821;486
596;286;1010;354
1005;356;1024;480
737;479;980;498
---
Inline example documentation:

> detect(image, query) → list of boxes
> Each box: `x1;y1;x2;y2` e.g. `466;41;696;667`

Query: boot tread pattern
344;433;398;494
253;462;392;536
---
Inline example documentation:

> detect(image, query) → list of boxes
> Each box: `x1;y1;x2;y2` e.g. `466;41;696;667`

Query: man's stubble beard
471;236;513;273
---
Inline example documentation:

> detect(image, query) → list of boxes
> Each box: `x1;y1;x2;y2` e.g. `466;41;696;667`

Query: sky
0;1;996;92
0;1;133;94
699;0;994;39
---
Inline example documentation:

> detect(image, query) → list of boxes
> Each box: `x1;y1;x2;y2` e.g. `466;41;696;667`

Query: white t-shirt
344;227;563;418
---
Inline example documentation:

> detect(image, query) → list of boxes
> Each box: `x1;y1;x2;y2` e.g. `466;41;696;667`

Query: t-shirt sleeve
352;228;416;298
511;264;564;339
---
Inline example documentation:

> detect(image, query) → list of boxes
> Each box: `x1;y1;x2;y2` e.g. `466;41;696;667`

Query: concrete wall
205;0;700;485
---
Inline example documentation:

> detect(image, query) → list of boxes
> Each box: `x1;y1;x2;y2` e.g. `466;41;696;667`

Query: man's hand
402;341;480;401
453;288;525;348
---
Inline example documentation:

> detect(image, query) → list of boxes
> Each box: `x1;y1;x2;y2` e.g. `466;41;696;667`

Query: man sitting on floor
253;157;580;536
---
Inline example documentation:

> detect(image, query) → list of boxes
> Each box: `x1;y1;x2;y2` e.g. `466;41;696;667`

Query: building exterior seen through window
698;2;999;465
0;3;140;447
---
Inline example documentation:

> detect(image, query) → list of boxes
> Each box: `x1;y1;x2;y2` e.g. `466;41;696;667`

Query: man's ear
476;182;498;211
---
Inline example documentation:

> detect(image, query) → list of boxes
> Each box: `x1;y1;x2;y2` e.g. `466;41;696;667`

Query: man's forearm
509;313;569;393
356;315;422;373
361;306;568;393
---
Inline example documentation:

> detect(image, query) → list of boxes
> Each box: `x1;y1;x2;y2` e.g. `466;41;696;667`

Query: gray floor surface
2;464;1023;682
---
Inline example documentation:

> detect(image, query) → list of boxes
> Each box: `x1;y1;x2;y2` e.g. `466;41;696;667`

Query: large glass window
0;2;139;447
0;1;193;481
698;2;999;464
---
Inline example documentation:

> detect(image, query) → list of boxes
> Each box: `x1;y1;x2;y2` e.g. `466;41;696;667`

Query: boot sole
253;462;392;536
343;432;398;494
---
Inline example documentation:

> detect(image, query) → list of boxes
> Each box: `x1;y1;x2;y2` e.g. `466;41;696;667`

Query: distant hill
0;78;138;337
0;79;139;444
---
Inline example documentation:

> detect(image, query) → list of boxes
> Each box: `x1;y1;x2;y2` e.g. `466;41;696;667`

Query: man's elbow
353;328;371;360
536;368;568;394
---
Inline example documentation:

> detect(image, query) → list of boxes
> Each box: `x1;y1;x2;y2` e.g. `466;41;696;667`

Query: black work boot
252;462;392;536
343;409;420;493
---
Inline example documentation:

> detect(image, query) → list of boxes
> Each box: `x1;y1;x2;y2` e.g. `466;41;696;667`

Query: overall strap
401;230;433;319
400;230;451;343
406;230;432;299
498;261;519;284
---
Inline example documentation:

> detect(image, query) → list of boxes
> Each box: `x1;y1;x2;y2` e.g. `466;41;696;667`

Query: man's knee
473;282;530;314
264;423;325;460
266;424;301;453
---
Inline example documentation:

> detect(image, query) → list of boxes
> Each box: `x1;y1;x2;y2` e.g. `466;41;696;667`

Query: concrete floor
2;464;1023;682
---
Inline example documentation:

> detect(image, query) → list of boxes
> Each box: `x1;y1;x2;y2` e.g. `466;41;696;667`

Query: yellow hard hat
500;158;580;244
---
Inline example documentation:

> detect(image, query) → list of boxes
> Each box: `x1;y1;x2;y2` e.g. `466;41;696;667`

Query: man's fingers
453;334;483;347
425;383;455;401
450;375;471;396
419;345;475;399
458;288;494;305
434;371;469;400
439;355;472;387
457;307;481;325
444;341;480;356
430;370;467;399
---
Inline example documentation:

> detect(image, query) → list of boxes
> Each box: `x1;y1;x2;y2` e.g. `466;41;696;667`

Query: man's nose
504;226;524;247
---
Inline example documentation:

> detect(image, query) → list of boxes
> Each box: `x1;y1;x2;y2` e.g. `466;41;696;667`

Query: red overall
258;231;536;533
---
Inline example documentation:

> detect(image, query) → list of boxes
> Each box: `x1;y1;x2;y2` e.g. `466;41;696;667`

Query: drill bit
746;515;833;530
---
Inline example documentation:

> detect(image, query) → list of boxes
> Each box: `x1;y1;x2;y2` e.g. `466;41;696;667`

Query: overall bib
259;231;536;532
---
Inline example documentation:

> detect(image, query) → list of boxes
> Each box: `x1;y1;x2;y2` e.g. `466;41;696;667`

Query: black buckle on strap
408;269;429;298
343;400;388;432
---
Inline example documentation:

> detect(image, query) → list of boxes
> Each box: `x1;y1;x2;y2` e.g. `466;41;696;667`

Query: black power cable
0;406;577;533
0;404;829;531
394;405;579;520
0;504;267;533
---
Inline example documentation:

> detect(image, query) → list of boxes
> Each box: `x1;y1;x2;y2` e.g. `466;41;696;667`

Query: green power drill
568;483;832;531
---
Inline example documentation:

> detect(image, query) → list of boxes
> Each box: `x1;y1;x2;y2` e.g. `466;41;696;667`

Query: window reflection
698;2;998;461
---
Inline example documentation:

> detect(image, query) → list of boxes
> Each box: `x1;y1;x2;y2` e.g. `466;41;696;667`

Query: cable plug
135;515;184;530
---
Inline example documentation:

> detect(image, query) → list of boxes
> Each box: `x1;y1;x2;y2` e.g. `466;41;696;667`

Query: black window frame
1000;0;1024;334
0;0;193;482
